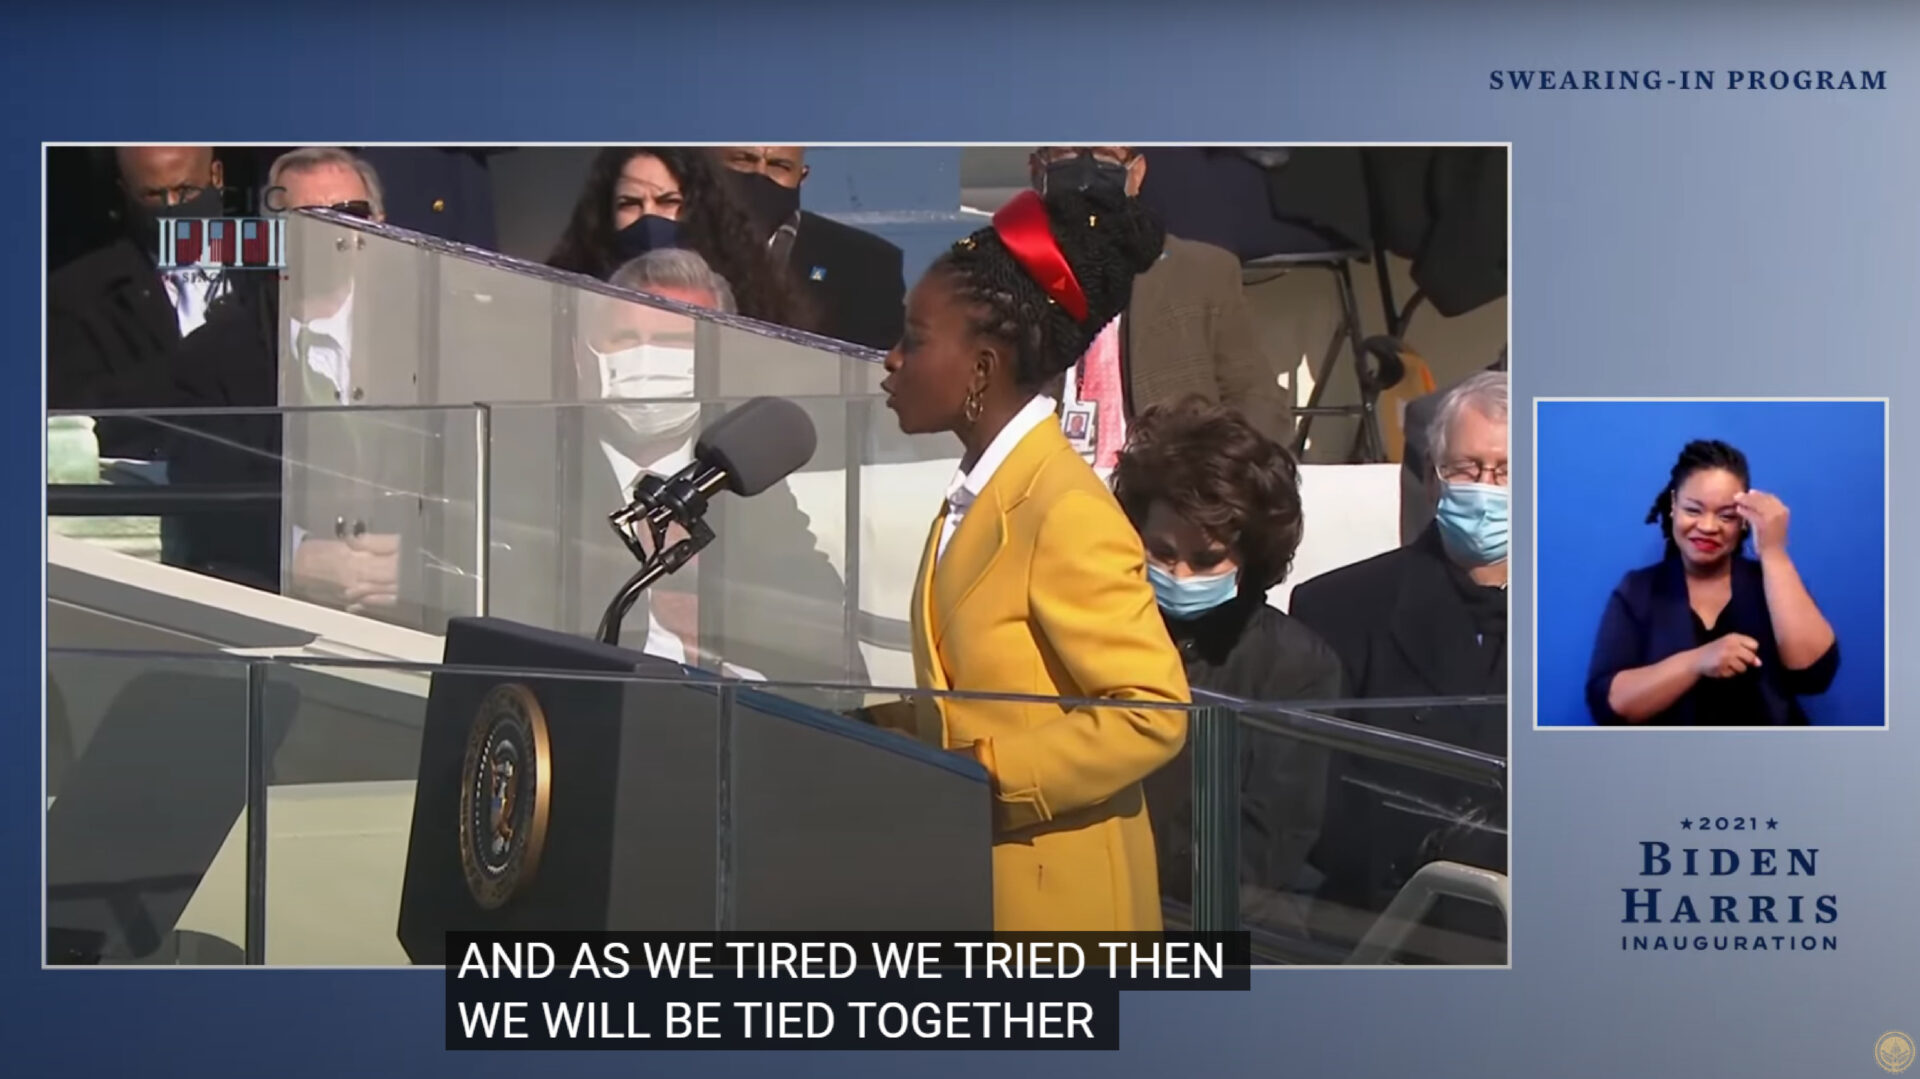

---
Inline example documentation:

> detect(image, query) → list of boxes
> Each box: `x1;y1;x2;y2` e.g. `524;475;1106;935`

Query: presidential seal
458;683;553;910
1879;1032;1916;1074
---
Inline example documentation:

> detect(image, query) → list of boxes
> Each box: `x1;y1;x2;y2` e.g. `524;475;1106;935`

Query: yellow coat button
432;198;446;212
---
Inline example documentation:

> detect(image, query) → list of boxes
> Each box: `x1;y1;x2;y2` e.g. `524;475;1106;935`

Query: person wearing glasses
158;149;408;619
1584;439;1837;726
1022;146;1291;473
1287;369;1509;963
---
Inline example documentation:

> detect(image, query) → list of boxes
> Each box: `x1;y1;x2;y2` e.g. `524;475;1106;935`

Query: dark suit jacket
1584;553;1839;727
154;273;283;591
1045;235;1290;445
1142;599;1343;932
784;211;905;350
1287;527;1507;962
353;147;499;250
48;239;195;459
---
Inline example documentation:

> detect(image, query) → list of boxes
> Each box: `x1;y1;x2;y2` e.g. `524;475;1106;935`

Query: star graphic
1680;818;1693;830
1766;818;1778;830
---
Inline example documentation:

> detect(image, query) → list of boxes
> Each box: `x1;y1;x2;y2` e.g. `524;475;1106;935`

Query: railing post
1189;704;1241;933
243;660;269;965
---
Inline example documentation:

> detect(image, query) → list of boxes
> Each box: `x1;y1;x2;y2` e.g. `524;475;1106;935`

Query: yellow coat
904;420;1191;931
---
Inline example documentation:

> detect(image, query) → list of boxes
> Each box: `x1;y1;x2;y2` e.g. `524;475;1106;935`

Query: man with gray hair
609;248;738;314
1400;349;1508;542
564;246;866;690
1286;365;1509;964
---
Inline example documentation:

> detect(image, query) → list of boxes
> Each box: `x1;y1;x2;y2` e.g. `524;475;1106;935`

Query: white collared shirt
161;269;229;337
938;394;1060;562
291;290;355;401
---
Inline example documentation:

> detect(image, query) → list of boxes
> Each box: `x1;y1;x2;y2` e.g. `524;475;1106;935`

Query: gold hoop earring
963;389;985;424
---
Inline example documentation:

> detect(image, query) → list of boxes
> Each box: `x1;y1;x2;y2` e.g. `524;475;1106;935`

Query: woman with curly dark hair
547;147;813;332
873;184;1190;931
1585;438;1837;726
1111;396;1343;931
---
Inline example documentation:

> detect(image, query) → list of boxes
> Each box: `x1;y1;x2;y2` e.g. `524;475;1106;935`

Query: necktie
295;327;345;403
1076;317;1126;470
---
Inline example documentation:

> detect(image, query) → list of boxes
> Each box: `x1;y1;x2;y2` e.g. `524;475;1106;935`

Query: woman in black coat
1112;397;1343;934
1585;439;1838;726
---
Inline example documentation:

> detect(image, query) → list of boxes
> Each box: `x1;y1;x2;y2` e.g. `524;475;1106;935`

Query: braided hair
933;185;1166;390
1646;439;1750;553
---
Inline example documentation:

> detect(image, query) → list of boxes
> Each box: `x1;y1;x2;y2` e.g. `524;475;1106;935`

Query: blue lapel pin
809;266;827;282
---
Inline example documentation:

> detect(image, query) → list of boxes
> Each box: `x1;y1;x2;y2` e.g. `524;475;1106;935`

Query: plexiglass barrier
45;648;1506;967
52;394;958;686
278;210;886;411
50;405;490;633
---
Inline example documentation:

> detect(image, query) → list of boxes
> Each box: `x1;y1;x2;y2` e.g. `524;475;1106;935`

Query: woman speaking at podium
876;185;1192;931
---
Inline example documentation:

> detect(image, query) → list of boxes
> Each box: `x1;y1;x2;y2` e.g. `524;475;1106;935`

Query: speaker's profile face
1672;467;1746;566
880;272;984;436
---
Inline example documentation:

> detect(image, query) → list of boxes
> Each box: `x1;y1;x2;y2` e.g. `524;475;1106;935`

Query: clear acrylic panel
279;211;884;411
483;398;864;686
49;404;487;636
46;649;251;965
1163;694;1508;965
45;640;1507;967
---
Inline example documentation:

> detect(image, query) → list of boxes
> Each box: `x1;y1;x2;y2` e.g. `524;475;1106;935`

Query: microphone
617;395;819;540
598;397;818;647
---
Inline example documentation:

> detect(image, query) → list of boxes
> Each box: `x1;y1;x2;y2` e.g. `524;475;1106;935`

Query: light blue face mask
1148;563;1241;620
1435;481;1510;566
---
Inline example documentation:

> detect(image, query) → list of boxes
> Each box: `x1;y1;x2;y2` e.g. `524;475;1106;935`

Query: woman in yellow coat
877;185;1192;931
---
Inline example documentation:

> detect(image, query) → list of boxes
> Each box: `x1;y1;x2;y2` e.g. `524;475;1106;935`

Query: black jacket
47;237;283;586
1142;597;1343;932
1287;526;1508;962
1585;553;1838;726
784;211;905;351
49;238;195;458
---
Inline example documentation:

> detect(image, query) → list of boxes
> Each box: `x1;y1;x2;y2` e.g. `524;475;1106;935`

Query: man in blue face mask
1287;368;1509;964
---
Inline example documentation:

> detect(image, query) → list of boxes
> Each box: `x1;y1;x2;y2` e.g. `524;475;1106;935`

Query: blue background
1535;399;1887;727
12;3;1920;1078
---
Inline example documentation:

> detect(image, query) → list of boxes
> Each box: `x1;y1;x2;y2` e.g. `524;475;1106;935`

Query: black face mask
1039;153;1130;199
125;186;226;241
729;170;802;236
612;214;683;266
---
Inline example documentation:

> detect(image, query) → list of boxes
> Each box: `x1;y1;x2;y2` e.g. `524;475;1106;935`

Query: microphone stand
597;472;723;647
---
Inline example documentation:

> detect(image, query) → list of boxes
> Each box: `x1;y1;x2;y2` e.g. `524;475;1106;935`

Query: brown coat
1049;234;1291;445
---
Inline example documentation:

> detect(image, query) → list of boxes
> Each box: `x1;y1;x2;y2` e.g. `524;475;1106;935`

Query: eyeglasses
318;200;375;220
1438;461;1509;485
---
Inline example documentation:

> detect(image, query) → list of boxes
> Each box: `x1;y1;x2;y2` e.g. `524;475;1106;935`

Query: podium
397;618;993;961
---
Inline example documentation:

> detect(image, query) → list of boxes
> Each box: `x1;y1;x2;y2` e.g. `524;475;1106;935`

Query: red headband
989;190;1090;322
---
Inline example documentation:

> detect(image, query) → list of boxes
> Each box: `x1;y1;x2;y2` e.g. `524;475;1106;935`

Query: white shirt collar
296;286;355;342
943;394;1058;512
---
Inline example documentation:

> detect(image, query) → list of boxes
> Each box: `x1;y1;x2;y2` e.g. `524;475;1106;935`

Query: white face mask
592;344;702;440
